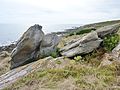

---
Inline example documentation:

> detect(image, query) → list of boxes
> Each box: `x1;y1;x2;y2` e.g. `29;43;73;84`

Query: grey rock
96;23;120;38
112;42;120;60
60;31;102;57
39;34;60;58
11;24;44;69
61;31;99;52
10;25;60;69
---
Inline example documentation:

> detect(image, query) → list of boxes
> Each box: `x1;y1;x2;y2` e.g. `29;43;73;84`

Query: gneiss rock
60;31;102;57
39;33;60;58
96;23;120;38
11;24;44;69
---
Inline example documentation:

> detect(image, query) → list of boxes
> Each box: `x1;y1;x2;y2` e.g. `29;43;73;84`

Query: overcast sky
0;0;120;24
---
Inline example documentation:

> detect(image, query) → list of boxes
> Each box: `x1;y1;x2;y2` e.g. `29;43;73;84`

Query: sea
0;24;81;46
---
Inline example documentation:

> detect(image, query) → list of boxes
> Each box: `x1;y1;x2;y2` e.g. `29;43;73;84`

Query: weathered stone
39;33;60;58
11;24;44;69
112;42;120;60
60;31;102;57
96;24;120;38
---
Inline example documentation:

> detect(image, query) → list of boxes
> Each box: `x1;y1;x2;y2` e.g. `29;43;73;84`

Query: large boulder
10;24;60;69
11;24;44;69
96;24;120;38
60;31;102;57
38;34;60;58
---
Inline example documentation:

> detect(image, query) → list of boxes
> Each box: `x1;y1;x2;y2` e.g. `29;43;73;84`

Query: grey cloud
0;0;120;24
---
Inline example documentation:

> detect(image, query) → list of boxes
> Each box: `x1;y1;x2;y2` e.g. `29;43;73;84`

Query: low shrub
50;48;60;58
74;56;82;62
50;52;58;58
103;34;120;51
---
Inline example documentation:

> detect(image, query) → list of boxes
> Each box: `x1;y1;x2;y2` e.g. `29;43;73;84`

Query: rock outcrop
39;34;60;58
60;31;103;57
96;24;120;38
10;23;120;68
11;24;45;69
11;25;60;69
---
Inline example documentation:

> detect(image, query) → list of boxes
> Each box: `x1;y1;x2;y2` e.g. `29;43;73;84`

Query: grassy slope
81;20;120;29
3;57;120;90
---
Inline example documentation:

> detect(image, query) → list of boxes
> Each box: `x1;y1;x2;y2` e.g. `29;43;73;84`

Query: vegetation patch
50;48;60;58
103;34;120;51
74;56;82;62
55;60;62;64
69;28;96;36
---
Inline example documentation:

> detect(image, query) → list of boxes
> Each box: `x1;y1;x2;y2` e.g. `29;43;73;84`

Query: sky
0;0;120;24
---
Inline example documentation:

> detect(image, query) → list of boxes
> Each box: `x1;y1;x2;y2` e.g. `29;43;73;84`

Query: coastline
0;24;80;47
